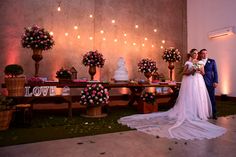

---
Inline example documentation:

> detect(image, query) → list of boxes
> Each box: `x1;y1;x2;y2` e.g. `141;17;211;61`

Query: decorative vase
32;49;43;77
89;66;96;80
168;62;175;81
144;72;152;83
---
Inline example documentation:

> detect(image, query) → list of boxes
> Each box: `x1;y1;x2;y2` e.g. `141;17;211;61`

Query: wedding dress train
118;61;226;140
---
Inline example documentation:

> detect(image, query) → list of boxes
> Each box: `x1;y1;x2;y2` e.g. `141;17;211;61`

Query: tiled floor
0;115;236;157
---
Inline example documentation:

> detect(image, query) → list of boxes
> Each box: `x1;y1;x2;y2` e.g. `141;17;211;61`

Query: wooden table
8;95;73;118
107;82;180;107
2;81;180;115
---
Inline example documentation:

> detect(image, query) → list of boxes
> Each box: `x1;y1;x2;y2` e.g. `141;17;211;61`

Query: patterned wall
0;0;187;83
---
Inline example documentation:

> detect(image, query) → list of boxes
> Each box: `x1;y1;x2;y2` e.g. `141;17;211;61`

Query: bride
118;49;226;140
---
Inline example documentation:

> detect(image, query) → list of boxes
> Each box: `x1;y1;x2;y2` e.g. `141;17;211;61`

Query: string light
53;3;165;50
57;1;61;12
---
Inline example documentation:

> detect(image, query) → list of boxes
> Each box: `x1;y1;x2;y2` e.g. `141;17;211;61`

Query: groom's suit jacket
203;58;218;87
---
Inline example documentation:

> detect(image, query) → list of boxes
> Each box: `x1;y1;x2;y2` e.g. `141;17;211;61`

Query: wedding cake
114;57;129;81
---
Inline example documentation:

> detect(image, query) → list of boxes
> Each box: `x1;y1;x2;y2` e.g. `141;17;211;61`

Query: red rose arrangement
82;50;105;68
21;25;55;50
162;48;181;62
80;84;109;107
138;58;158;73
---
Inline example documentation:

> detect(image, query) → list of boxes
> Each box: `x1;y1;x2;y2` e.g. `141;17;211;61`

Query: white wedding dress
119;61;226;140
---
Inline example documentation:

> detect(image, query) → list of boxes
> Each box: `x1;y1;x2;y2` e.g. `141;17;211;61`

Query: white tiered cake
114;57;129;81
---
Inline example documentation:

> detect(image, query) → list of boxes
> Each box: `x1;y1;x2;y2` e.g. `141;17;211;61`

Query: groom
199;49;218;120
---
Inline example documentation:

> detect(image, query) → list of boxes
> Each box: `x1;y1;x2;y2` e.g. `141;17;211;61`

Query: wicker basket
0;110;13;131
5;77;26;96
86;106;102;116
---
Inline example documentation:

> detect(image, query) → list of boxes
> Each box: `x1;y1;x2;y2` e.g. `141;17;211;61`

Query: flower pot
89;66;96;80
32;49;43;77
5;77;26;96
87;106;102;116
137;102;158;114
168;62;175;81
144;72;152;83
81;105;107;118
0;110;13;131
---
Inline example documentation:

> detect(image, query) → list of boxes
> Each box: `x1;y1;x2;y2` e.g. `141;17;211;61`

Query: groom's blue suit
203;58;218;116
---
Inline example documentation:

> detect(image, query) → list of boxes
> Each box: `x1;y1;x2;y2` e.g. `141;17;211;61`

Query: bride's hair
187;48;198;59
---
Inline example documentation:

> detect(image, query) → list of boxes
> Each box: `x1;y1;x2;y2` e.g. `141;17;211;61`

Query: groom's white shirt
202;58;208;66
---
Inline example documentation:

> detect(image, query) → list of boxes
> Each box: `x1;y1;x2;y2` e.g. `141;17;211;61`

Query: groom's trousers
206;86;216;116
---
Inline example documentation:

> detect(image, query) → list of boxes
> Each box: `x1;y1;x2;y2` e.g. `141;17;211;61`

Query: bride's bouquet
192;62;203;75
193;62;202;70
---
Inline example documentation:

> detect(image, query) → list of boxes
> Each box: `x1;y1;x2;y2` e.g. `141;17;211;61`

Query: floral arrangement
141;92;156;104
27;77;44;84
162;48;181;62
80;84;109;107
192;62;204;75
138;58;158;73
193;62;203;70
82;50;105;68
21;25;55;50
56;67;72;79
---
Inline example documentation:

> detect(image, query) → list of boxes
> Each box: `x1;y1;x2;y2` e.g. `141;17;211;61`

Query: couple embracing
118;49;226;140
